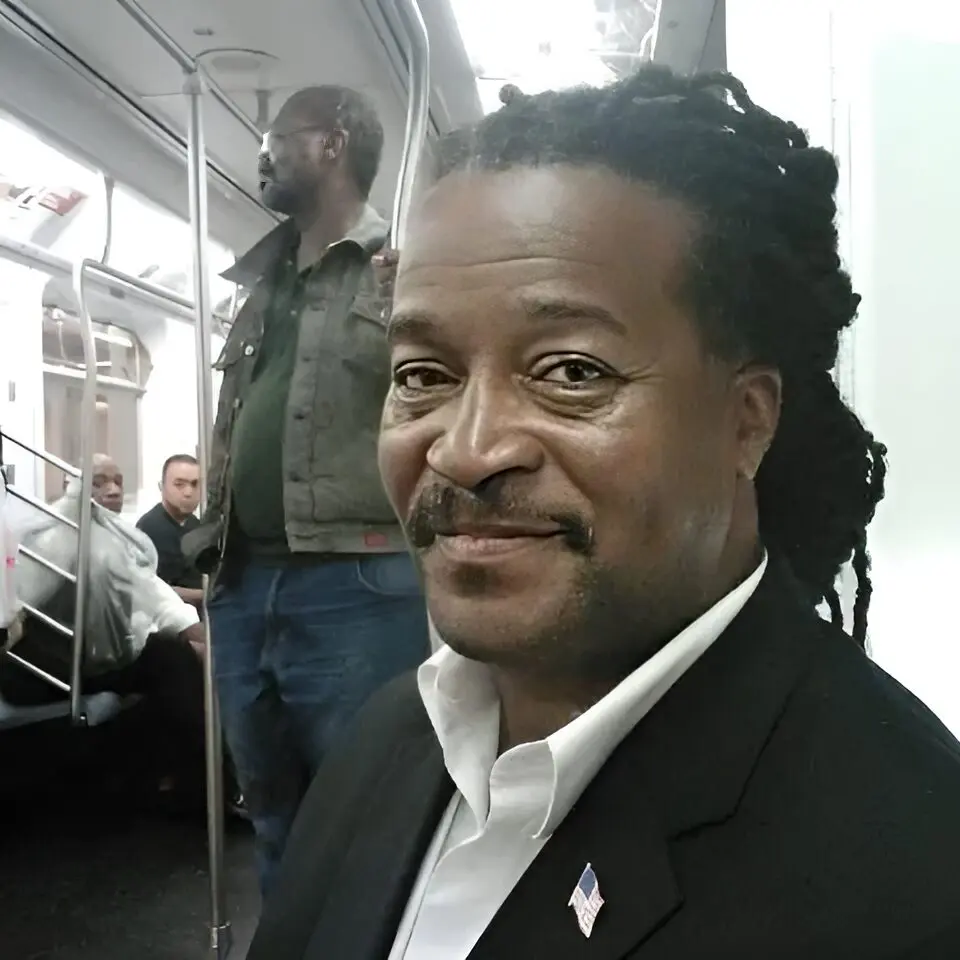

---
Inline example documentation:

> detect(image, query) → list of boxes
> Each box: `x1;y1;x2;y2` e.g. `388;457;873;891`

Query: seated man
136;452;247;814
137;454;204;608
0;454;207;803
248;68;960;958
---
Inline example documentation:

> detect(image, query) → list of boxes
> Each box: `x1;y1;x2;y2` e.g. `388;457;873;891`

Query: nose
425;378;544;491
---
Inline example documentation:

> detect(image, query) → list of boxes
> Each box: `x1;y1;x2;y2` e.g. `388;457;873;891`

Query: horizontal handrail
1;430;82;477
5;486;80;531
113;0;263;142
40;364;144;395
80;259;194;313
19;603;74;639
18;544;77;584
0;235;195;321
3;651;71;694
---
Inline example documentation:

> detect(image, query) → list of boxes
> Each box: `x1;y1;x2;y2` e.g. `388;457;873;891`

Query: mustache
405;485;594;555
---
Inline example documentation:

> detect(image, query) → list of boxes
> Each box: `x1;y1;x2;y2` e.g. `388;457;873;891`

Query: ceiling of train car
654;0;724;74
15;0;482;217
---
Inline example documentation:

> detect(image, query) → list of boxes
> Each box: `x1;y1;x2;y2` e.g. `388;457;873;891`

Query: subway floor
0;718;259;959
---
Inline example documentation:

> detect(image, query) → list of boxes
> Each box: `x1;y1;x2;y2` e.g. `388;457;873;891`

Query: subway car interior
1;0;958;957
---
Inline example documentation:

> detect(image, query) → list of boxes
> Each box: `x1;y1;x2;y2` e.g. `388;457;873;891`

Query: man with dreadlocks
247;66;960;960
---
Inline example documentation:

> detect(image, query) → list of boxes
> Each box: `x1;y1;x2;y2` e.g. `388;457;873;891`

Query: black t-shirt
136;503;203;589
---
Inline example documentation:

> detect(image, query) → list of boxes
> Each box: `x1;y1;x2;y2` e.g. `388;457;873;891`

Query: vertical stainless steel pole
69;261;99;725
185;67;231;959
391;0;431;250
392;1;439;650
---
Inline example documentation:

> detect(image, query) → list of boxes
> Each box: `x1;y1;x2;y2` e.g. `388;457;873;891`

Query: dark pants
206;552;428;897
93;634;207;788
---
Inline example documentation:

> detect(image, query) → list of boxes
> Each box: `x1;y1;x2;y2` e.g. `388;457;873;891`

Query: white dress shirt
388;554;767;960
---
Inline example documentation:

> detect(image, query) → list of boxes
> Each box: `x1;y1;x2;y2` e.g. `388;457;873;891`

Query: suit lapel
305;726;453;960
630;555;820;837
470;749;681;960
470;555;821;960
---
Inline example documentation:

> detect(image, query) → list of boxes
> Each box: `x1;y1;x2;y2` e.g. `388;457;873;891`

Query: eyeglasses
260;126;346;151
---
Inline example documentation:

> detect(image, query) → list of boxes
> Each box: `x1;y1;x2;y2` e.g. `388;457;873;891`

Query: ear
733;365;781;481
322;129;347;161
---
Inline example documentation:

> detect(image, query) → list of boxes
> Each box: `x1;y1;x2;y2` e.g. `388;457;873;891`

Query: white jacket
15;480;198;661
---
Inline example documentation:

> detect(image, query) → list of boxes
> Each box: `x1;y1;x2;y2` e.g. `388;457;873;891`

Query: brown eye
392;364;455;393
538;358;608;385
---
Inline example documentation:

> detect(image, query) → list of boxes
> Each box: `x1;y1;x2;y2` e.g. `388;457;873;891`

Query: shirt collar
418;650;500;830
222;204;389;287
418;553;768;840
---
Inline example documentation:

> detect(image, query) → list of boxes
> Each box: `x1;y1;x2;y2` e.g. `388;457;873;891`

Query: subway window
40;305;151;504
1;108;235;509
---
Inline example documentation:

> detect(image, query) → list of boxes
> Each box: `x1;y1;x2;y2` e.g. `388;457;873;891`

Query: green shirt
229;245;303;548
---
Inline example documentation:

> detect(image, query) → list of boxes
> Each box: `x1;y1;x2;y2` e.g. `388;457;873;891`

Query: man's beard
405;483;670;681
260;177;314;217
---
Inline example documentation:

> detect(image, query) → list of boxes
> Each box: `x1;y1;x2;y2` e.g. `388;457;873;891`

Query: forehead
93;461;121;481
167;462;198;479
270;97;337;136
397;167;695;309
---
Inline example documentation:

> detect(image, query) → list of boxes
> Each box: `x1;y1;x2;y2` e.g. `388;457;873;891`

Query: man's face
258;113;339;217
162;461;200;517
379;167;779;676
92;458;124;513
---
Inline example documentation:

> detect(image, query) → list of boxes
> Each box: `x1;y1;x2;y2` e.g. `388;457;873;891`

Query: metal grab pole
392;0;431;249
185;68;230;959
113;0;263;143
69;260;104;725
391;0;440;650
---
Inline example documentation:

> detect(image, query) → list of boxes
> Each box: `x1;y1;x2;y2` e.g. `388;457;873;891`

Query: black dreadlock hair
435;64;887;649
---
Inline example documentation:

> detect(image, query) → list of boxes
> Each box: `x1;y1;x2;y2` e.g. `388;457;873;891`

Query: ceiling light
196;48;278;79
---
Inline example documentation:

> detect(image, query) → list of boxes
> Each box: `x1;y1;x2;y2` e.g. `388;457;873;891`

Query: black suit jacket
248;560;960;959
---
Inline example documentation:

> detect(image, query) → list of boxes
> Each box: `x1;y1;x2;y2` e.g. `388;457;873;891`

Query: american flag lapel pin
568;862;605;938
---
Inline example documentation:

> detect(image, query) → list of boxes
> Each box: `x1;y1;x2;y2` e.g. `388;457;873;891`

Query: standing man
183;85;428;895
137;454;203;607
248;68;960;958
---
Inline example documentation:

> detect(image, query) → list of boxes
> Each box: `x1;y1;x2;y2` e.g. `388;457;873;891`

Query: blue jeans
207;553;428;897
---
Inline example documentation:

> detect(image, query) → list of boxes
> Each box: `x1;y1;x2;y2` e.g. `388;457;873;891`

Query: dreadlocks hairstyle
435;64;887;649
